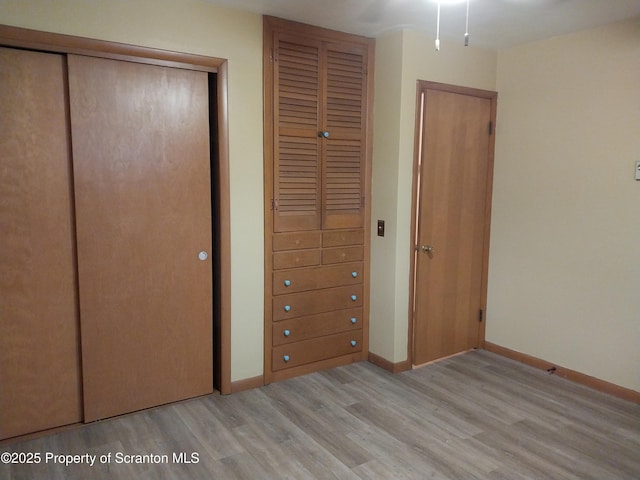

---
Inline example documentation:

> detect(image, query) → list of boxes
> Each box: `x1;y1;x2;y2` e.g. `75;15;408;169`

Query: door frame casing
408;80;497;365
0;25;232;395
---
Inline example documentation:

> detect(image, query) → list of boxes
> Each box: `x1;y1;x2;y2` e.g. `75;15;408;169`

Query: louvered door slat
323;138;364;226
277;136;319;213
274;35;322;232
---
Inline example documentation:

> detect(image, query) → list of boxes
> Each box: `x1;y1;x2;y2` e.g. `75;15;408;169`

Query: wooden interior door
68;55;213;421
413;86;494;365
0;48;82;439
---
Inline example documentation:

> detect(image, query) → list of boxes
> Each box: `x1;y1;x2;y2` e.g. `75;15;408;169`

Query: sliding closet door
68;55;213;421
0;48;82;439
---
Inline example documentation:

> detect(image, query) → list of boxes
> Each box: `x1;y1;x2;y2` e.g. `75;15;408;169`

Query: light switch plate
636;161;640;181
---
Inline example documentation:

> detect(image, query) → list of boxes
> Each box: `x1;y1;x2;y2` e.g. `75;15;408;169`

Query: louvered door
273;35;369;232
273;33;322;232
322;43;368;229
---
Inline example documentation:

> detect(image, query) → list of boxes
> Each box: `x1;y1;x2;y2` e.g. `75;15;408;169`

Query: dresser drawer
273;262;363;295
323;229;364;247
273;249;321;270
273;231;321;251
322;246;363;265
272;308;362;346
272;330;363;371
273;285;363;321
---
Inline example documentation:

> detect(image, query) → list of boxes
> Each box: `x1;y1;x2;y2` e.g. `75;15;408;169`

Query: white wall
0;0;265;382
370;29;497;363
487;21;640;391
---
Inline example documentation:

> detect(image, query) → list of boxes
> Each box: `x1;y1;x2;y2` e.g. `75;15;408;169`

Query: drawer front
272;308;362;346
322;246;364;265
273;249;321;270
323;229;364;247
273;285;363;321
273;262;363;295
272;330;363;371
273;231;321;251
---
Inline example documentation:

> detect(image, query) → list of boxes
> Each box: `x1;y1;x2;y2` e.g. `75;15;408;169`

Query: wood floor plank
2;350;638;479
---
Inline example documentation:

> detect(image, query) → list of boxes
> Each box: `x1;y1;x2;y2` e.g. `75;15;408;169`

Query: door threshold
412;348;474;369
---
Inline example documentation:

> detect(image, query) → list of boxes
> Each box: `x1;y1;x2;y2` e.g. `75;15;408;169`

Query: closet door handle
421;245;435;254
318;131;329;138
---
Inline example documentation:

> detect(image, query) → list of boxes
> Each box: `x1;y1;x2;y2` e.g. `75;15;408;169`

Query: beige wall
369;30;403;361
487;21;640;391
0;0;265;382
4;0;637;392
370;29;497;363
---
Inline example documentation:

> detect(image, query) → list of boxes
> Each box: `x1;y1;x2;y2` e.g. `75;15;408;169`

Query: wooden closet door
68;55;213;421
321;42;369;230
272;33;323;232
0;48;82;439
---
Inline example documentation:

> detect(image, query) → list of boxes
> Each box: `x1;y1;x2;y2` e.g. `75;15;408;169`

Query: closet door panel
0;48;82;439
273;33;323;232
322;43;368;229
68;55;213;422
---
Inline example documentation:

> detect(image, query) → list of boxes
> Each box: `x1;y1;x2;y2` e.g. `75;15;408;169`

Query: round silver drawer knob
198;251;208;261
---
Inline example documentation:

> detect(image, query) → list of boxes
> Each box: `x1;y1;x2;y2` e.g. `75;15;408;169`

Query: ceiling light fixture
464;0;470;46
433;0;471;51
435;1;441;51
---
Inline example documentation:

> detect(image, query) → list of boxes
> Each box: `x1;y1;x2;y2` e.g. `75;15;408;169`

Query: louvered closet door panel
274;34;322;232
322;43;368;229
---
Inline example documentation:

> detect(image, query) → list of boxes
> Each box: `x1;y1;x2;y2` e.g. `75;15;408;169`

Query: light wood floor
2;350;638;479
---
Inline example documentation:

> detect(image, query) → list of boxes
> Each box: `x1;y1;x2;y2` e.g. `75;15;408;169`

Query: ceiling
202;0;640;49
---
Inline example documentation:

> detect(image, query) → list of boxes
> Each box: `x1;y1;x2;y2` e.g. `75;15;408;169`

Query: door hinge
488;121;493;135
271;198;279;210
478;309;484;322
